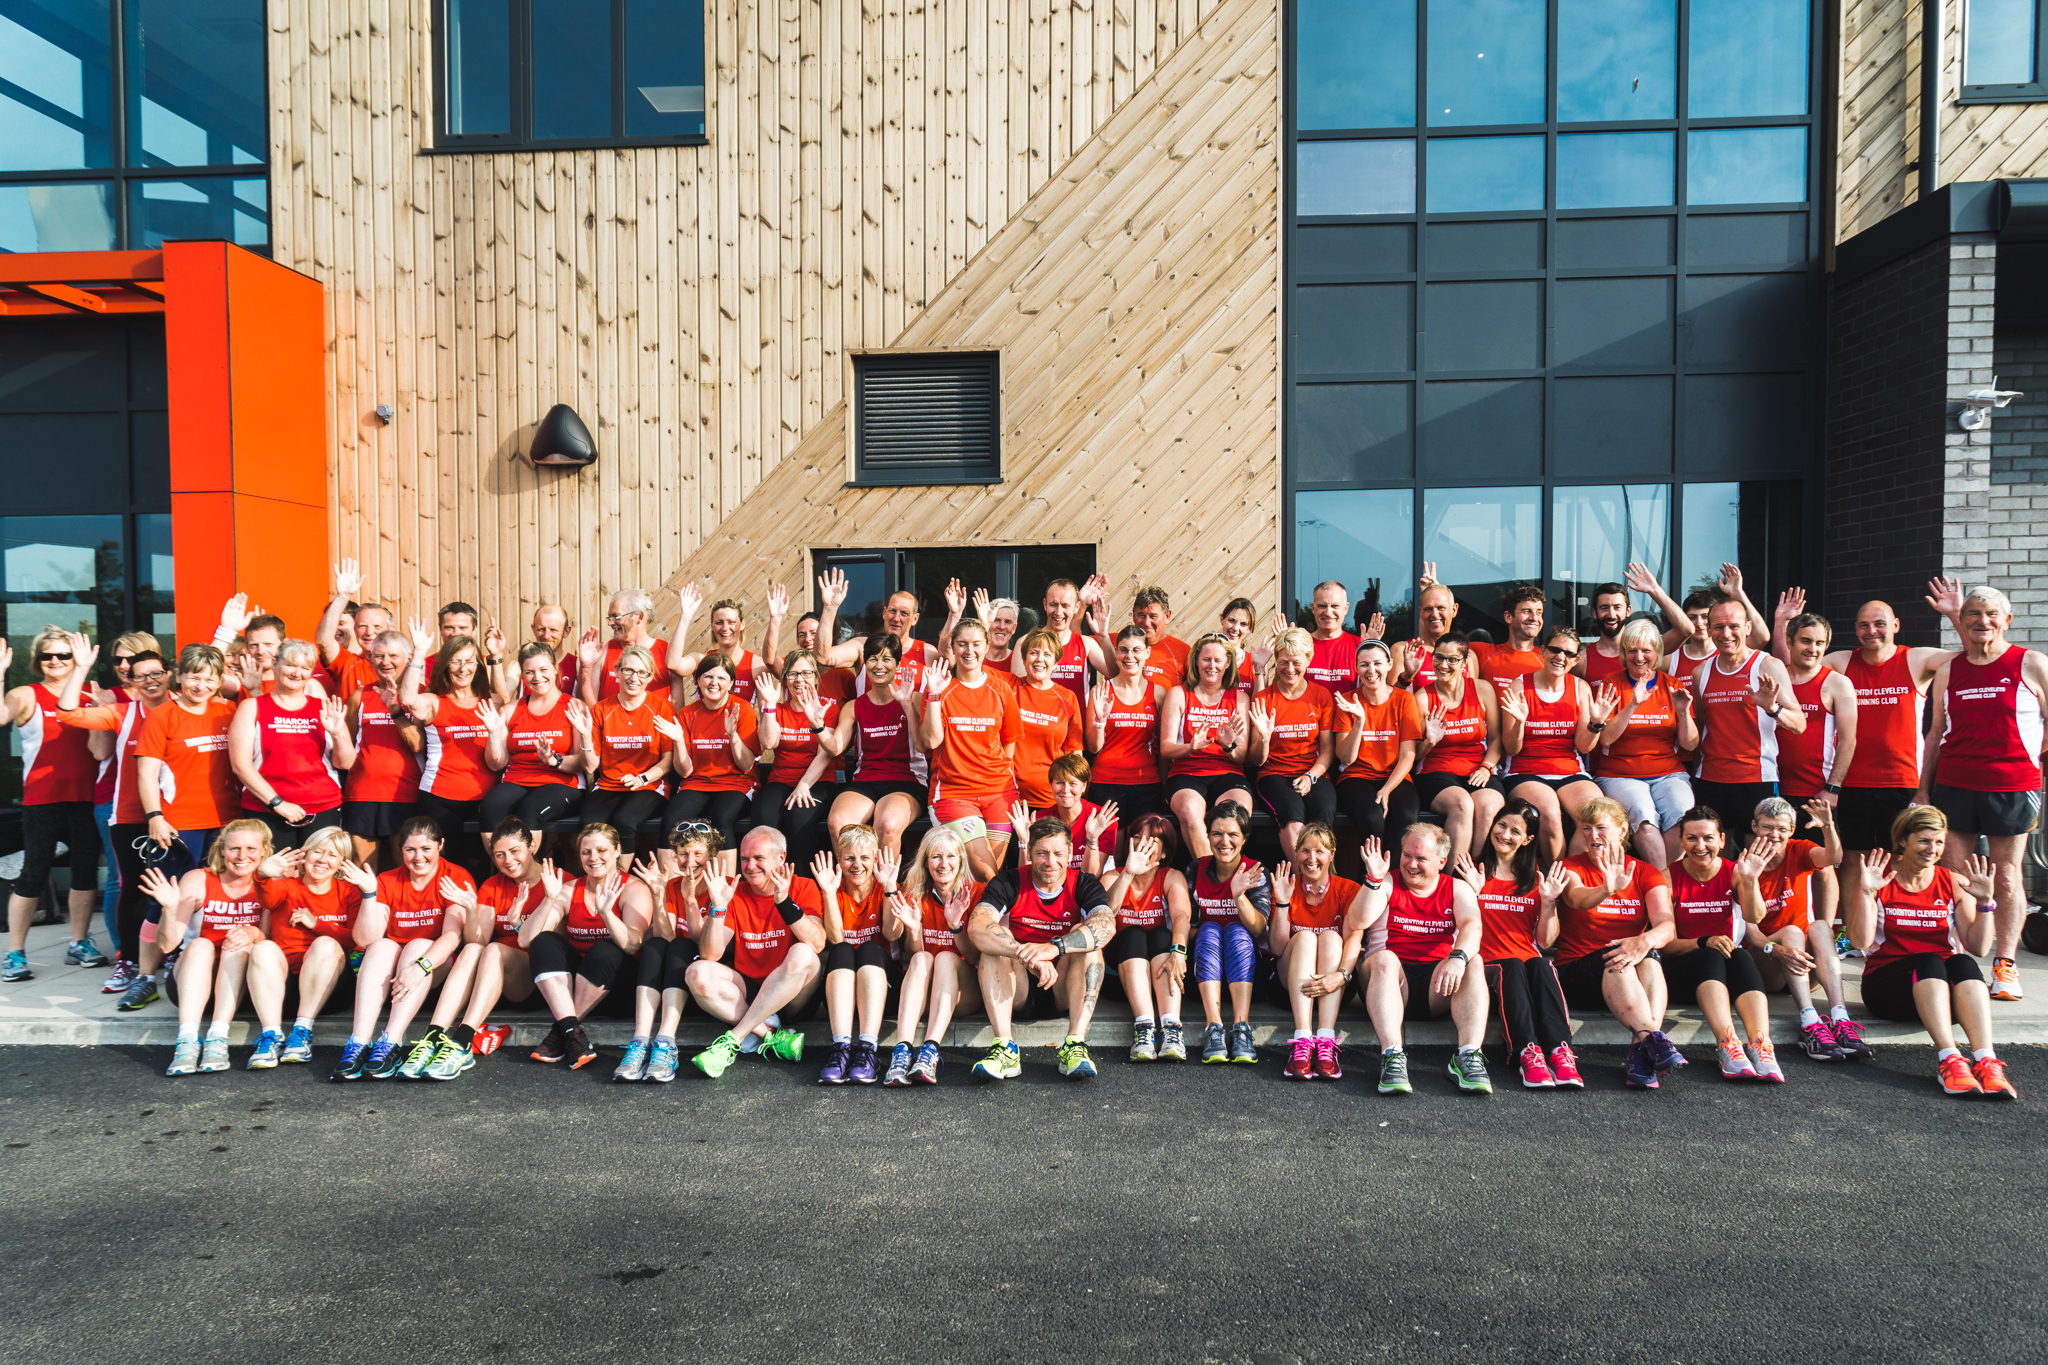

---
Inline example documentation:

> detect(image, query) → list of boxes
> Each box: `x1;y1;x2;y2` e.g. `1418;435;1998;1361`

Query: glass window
532;0;614;142
625;0;705;137
446;0;513;134
1552;484;1670;634
1297;140;1416;216
1557;0;1677;122
1689;0;1810;118
1296;488;1415;640
0;180;114;251
1679;480;1801;608
1965;0;2038;86
127;175;266;248
0;0;113;171
1;514;124;652
1426;136;1543;212
1422;485;1541;628
1687;127;1806;205
1426;0;1547;127
124;0;266;167
1297;0;1416;130
137;511;174;648
1556;131;1674;209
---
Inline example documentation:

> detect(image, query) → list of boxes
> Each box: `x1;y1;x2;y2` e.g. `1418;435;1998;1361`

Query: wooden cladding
852;351;1001;483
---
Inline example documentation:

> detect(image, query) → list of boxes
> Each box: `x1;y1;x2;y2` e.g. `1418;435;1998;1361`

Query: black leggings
1087;782;1162;821
412;791;488;879
823;939;891;974
666;788;751;848
110;822;153;962
1255;774;1336;828
635;933;701;995
750;782;839;872
1661;944;1766;1003
578;790;666;857
480;781;585;835
1105;923;1174;967
526;930;636;996
1335;778;1420;845
1862;952;1984;1022
1485;956;1573;1054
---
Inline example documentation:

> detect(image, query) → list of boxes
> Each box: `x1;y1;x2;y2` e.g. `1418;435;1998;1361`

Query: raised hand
703;865;740;912
1668;674;1694;712
888;889;922;938
1496;678;1527;722
1423;699;1449;746
1228;859;1264;900
321;695;349;737
1717;563;1745;597
218;592;255;634
817;567;849;610
1361;837;1391;883
1801;797;1838;833
1964;854;1997;902
1622;561;1658;597
923;655;953;695
723;704;741;739
537;858;566;901
1417;561;1439;590
1747;671;1782;713
476;697;508;735
577;627;605;669
407;617;437;659
483;621;507;660
1007;799;1035;840
590;871;626;918
1598;840;1631;896
766;581;790;620
632;855;672;899
1734;845;1768;883
69;631;100;679
649;712;685;744
1925;575;1964;620
1538;861;1572;906
566;698;594;738
334;559;364;597
752;669;782;712
943;883;975;930
1333;689;1366;720
1452;852;1483;892
1362;611;1386;641
876;847;902;893
1590;682;1622;726
334;860;378;893
943;577;968;618
809;850;842;900
1774;586;1806;625
766;860;794;905
1086;800;1119;844
1125;835;1161;878
1248;699;1275;741
1077;574;1104;607
440;876;479;919
1089;680;1114;727
139;866;183;911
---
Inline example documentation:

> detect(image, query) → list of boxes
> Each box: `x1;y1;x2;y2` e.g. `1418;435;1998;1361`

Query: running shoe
1991;957;2024;1002
1549;1043;1585;1089
1644;1030;1687;1074
848;1039;879;1084
2;950;31;982
530;1027;569;1064
165;1037;201;1076
1517;1042;1555;1089
65;937;108;968
329;1038;369;1081
1799;1019;1846;1062
1056;1038;1097;1079
280;1022;315;1063
1448;1049;1492;1095
883;1041;915;1086
1377;1049;1412;1095
1718;1036;1758;1081
817;1040;852;1084
692;1032;743;1078
100;957;137;993
397;1029;444;1080
424;1038;475;1080
363;1035;405;1080
1973;1055;2019;1100
972;1039;1021;1082
1228;1021;1257;1064
116;974;158;1011
199;1036;231;1073
1829;1015;1872;1060
614;1037;650;1082
1283;1036;1315;1080
644;1038;679;1083
1835;932;1858;959
1623;1038;1660;1090
564;1027;598;1070
760;1028;806;1062
1747;1038;1785;1084
1314;1036;1343;1081
1129;1020;1158;1063
1937;1052;1982;1096
1157;1021;1188;1062
247;1029;283;1070
1200;1022;1229;1064
160;952;180;1004
910;1040;944;1085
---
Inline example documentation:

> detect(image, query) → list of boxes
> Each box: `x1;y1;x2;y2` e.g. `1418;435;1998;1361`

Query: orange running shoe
1990;957;2024;1002
1973;1055;2020;1101
1938;1052;1983;1096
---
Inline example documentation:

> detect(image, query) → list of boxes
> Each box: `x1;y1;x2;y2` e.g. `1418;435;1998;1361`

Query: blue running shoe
1645;1030;1686;1074
280;1022;315;1063
2;950;31;982
363;1035;405;1080
329;1038;370;1082
1624;1038;1661;1089
247;1030;283;1070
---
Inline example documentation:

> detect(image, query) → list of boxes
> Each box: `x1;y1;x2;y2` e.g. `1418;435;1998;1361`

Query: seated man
1355;825;1491;1096
966;817;1116;1081
687;827;825;1077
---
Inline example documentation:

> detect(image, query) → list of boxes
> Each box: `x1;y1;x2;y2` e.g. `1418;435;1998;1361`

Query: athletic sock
1134;1015;1156;1027
1160;1013;1180;1027
177;1026;198;1042
1457;1044;1481;1057
554;1015;578;1034
205;1023;228;1042
1937;1046;1961;1062
1316;1027;1336;1040
375;1031;392;1047
764;1013;782;1032
737;1032;762;1053
1799;1006;1821;1028
1293;1029;1311;1041
1382;1045;1399;1055
450;1024;476;1049
857;1033;876;1047
1974;1047;1997;1062
294;1015;315;1031
1829;1005;1850;1023
833;1034;852;1046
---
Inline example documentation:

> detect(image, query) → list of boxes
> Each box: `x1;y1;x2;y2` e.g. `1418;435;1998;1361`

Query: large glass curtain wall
0;0;267;253
1287;0;1822;639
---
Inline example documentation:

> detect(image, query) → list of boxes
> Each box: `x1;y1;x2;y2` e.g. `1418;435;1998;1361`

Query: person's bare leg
1450;961;1488;1049
684;960;748;1027
1636;960;1668;1030
1170;791;1211;860
1120;956;1157;1022
66;886;95;944
1228;980;1252;1025
1283;932;1318;1033
928;951;973;1040
896;951;934;1042
1363;952;1407;1051
856;963;888;1038
1435;790;1473;864
381;938;447;1036
295;938;346;1018
979;954;1022;1039
351;939;401;1039
1915;976;1959;1052
431;943;484;1031
1696;978;1736;1044
1152;953;1183;1022
174;938;217;1033
1735;989;1771;1044
824;966;856;1036
1063;950;1106;1037
1314;932;1344;1031
1601;967;1659;1035
1953;980;1996;1053
733;946;821;1037
246;942;289;1034
208;950;250;1030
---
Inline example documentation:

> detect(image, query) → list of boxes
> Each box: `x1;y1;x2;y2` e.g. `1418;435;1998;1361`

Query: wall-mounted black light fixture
525;403;597;467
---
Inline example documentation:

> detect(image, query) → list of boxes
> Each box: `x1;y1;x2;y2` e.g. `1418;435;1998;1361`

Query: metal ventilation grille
854;352;1000;484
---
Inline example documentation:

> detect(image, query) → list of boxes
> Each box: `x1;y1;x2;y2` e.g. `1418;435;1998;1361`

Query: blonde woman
811;825;898;1084
882;827;984;1085
140;819;274;1074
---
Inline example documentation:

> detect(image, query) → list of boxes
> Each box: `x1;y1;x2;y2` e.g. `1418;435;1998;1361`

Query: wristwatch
1447;948;1470;963
1823;783;1842;795
265;794;284;810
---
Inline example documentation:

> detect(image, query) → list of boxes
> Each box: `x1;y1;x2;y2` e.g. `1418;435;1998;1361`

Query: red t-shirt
1554;854;1666;963
1141;636;1192;693
477;874;548;946
1090;681;1160;785
763;700;841;788
1477;875;1542;961
598;638;671;701
591;694;677;789
725;875;823;978
927;675;1023;803
264;878;364;969
191;870;263;946
502;695;580;787
1291;874;1359;932
1667;858;1739;940
1012;681;1083;808
1473;642;1544;685
677;699;759;793
1754;839;1823;934
1254;682;1334;779
136;698;239;829
376;860;474;939
1868;866;1963;969
1334;688;1426;785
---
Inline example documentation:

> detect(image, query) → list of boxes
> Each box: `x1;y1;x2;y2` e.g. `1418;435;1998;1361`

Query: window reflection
1552;485;1670;634
533;0;614;140
1298;140;1416;216
1423;485;1541;632
1556;131;1674;209
1297;0;1417;129
1296;488;1415;639
1965;0;2038;86
1427;136;1543;212
1688;0;1810;117
1557;0;1677;121
447;0;513;134
138;512;175;652
1679;481;1801;609
625;0;706;137
127;175;267;248
124;0;267;168
1687;127;1806;204
1426;0;1547;126
0;0;113;172
0;181;115;251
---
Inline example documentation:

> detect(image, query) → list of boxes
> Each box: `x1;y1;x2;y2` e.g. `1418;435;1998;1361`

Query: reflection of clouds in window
1423;487;1541;588
1679;482;1741;593
1552;485;1670;582
151;555;175;589
638;86;704;114
0;14;85;115
141;95;209;166
4;542;96;594
141;177;207;202
233;178;265;208
1;183;115;252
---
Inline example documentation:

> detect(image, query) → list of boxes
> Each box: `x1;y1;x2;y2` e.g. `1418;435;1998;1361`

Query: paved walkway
8;920;2048;1050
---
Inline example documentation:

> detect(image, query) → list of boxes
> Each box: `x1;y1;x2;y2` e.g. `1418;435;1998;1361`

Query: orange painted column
164;243;329;647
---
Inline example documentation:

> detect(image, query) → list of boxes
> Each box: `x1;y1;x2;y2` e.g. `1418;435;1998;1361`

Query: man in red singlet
1691;598;1806;839
1578;563;1695;686
1769;607;1859;811
1353;825;1492;1095
1916;584;2048;1002
813;569;954;693
1132;587;1191;693
1470;584;1548;684
315;559;389;699
686;827;826;1075
576;589;672;703
1011;575;1109;709
1304;580;1363;692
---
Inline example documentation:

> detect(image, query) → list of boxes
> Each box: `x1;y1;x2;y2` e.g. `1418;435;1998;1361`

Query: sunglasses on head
671;821;714;836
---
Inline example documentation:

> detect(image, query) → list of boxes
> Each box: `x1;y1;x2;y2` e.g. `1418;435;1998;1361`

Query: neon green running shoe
1056;1037;1097;1079
396;1029;444;1080
972;1039;1022;1081
1448;1048;1493;1095
760;1027;806;1062
693;1031;744;1077
422;1038;475;1080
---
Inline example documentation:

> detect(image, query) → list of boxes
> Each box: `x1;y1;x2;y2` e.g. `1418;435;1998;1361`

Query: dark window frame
849;350;1003;488
430;0;710;152
1959;0;2048;103
810;544;1097;646
0;0;270;251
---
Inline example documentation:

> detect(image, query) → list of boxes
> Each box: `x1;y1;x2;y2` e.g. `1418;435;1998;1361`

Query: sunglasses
1545;644;1580;660
671;821;714;835
36;652;74;663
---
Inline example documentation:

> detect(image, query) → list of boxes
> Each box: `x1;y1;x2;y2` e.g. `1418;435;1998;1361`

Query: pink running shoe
1717;1036;1758;1080
1746;1038;1786;1083
1548;1043;1585;1089
1313;1036;1343;1080
1517;1042;1555;1088
1283;1036;1315;1079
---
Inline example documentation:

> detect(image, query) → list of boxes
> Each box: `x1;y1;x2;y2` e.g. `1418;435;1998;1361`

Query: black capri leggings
17;800;100;899
1335;777;1421;846
1861;952;1985;1022
823;939;892;974
1105;924;1174;968
1256;774;1336;829
1660;943;1767;1003
578;789;666;856
750;782;840;872
479;782;585;836
411;791;489;879
526;930;636;995
1485;956;1573;1054
110;822;153;962
635;933;702;995
665;788;751;847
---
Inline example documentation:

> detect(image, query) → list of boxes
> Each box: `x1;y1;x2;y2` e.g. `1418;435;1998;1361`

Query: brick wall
1983;324;2048;644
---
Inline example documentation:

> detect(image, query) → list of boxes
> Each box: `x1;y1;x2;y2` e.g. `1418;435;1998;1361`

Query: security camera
1959;379;2024;431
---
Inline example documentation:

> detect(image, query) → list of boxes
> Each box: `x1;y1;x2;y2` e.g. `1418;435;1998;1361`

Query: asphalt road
3;1041;2044;1365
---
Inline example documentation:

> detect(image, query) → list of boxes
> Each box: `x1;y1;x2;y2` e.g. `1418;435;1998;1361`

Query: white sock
1937;1045;1961;1061
1829;1005;1850;1023
1293;1029;1310;1041
1799;1007;1821;1028
832;1033;851;1045
294;1015;315;1031
1160;1013;1180;1026
205;1023;228;1042
177;1026;197;1042
857;1033;876;1047
1974;1047;1996;1062
1457;1044;1481;1057
1134;1015;1156;1027
1316;1027;1336;1040
1382;1045;1400;1055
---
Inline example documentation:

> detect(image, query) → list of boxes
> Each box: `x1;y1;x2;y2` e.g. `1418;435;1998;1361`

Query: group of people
1;554;2033;1099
